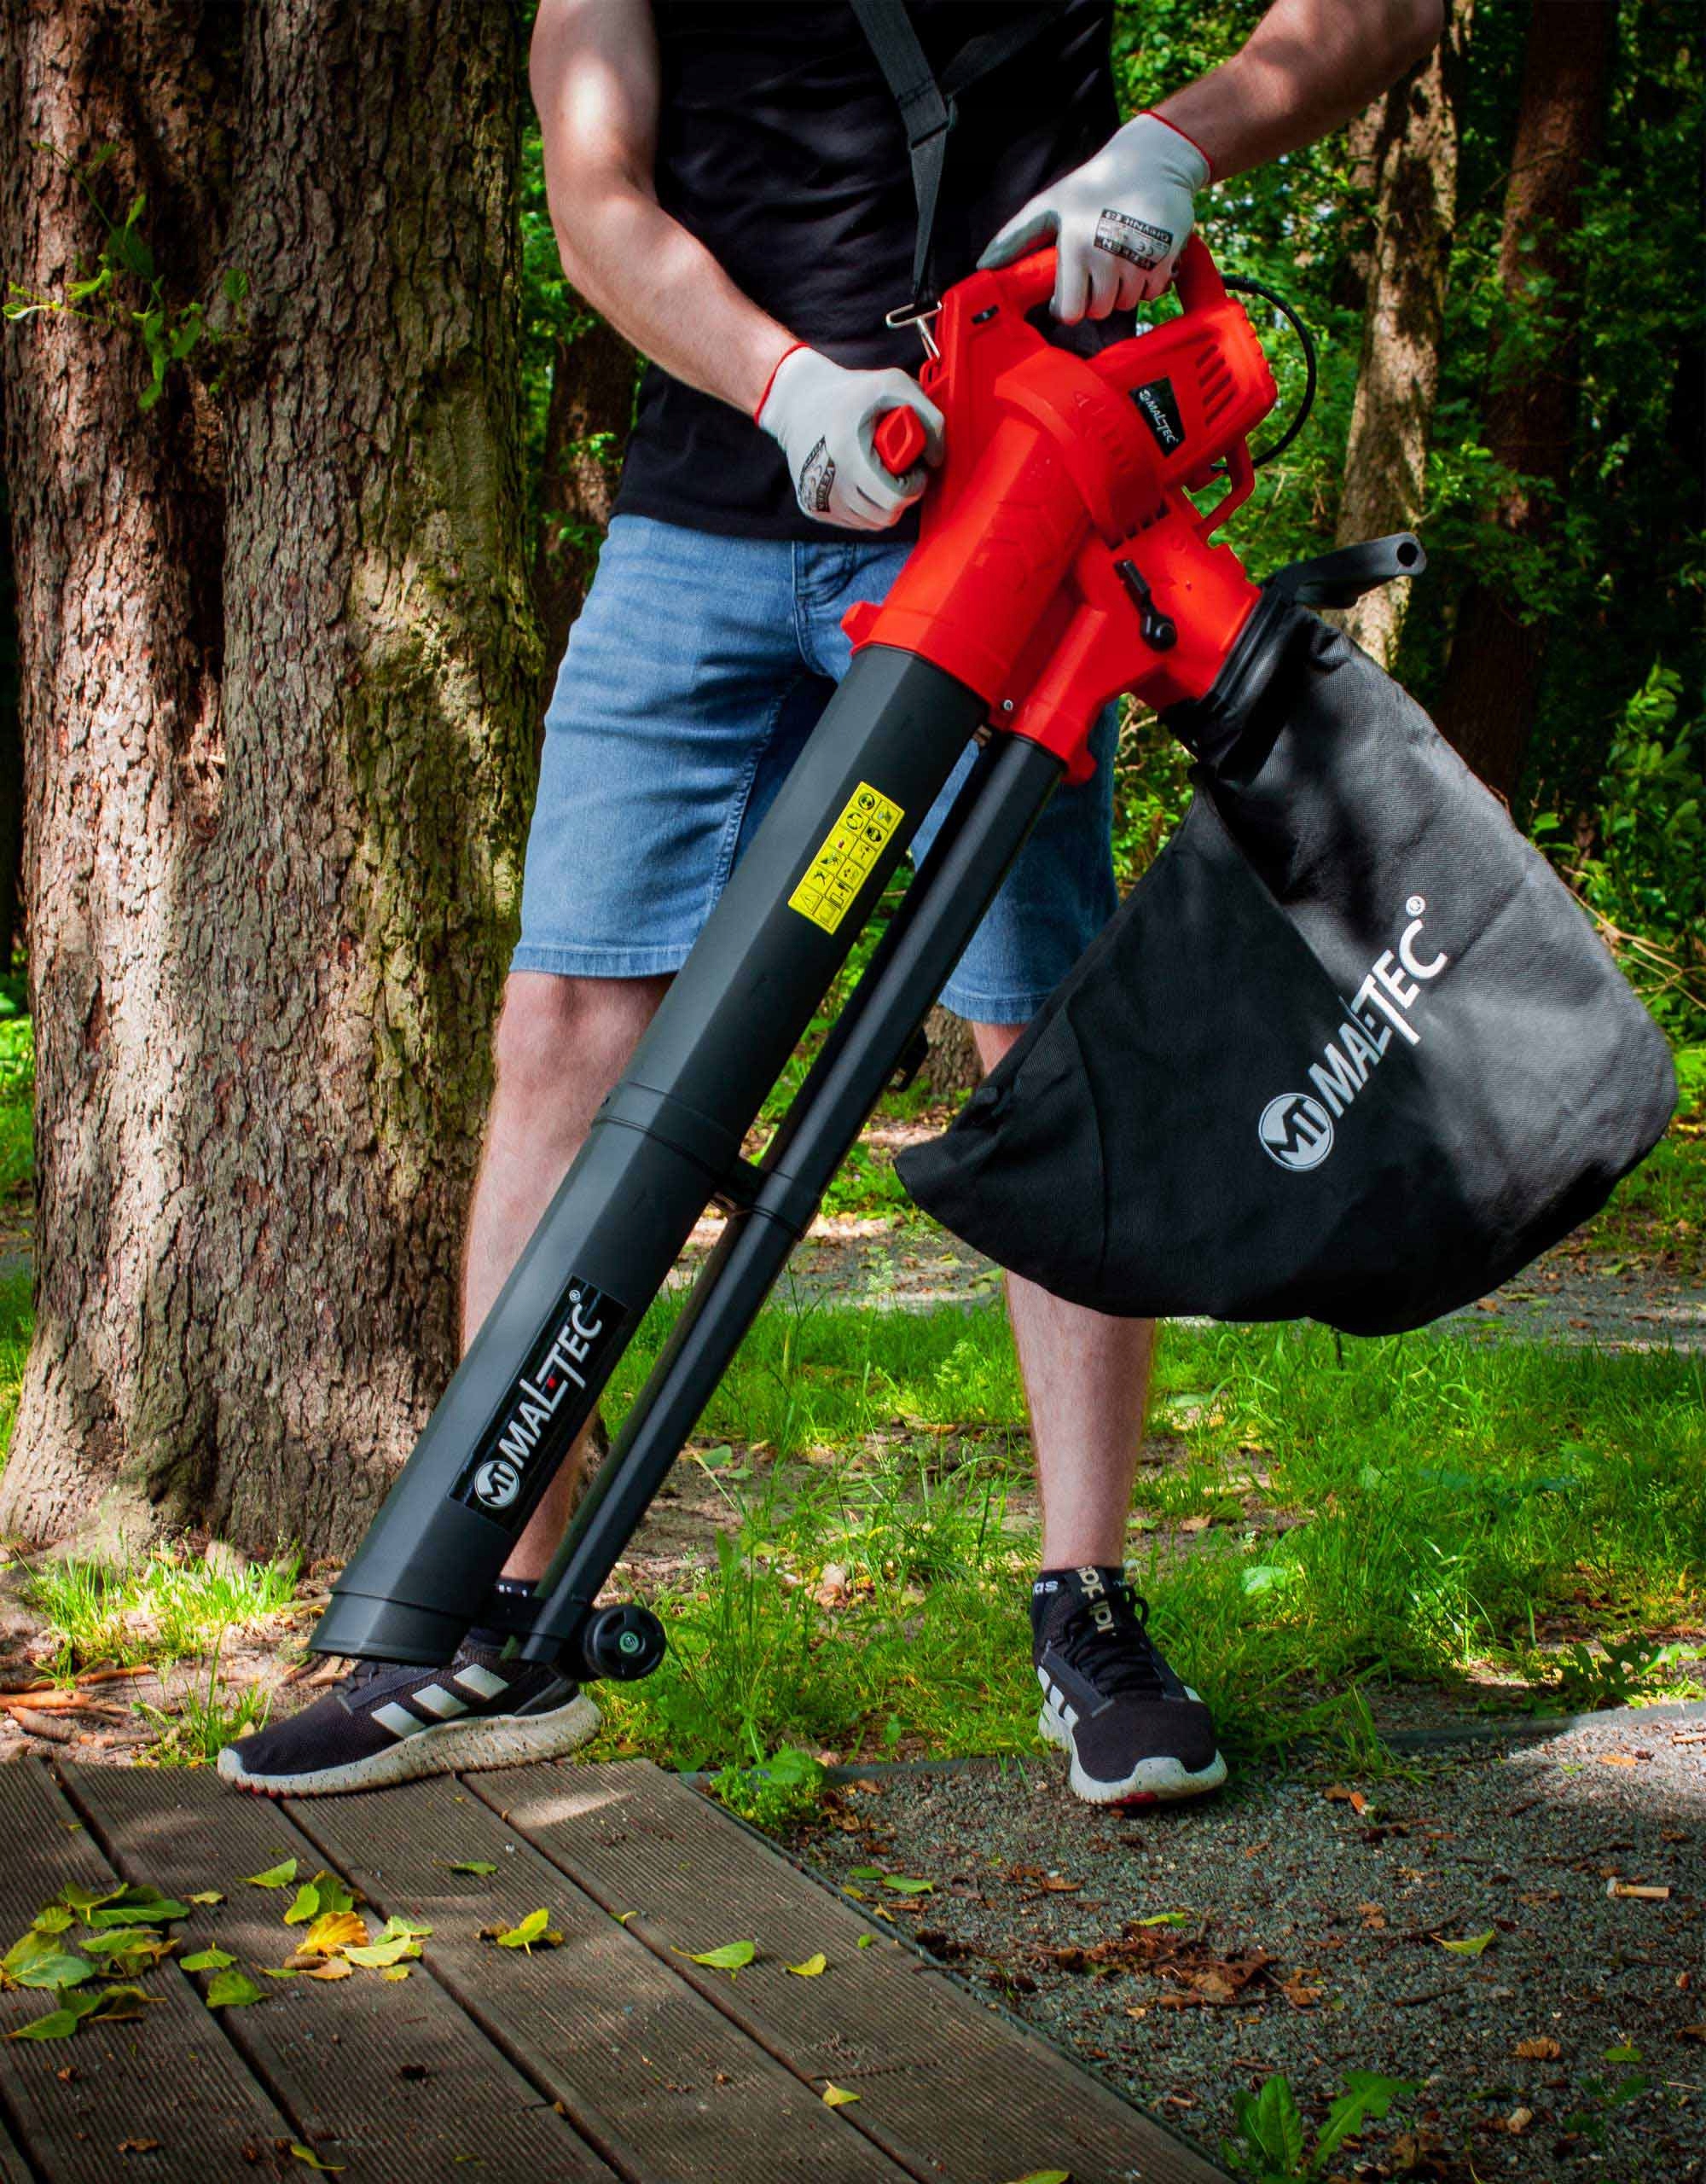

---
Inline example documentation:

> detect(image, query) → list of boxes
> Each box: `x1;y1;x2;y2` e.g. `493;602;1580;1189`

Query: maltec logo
455;1275;628;1529
1258;895;1451;1171
1259;1092;1335;1171
472;1456;523;1511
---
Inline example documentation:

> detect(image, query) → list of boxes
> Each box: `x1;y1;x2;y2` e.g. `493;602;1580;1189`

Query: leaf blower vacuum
313;240;1674;1684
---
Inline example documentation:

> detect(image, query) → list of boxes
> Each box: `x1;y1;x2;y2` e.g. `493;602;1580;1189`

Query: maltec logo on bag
1259;896;1450;1170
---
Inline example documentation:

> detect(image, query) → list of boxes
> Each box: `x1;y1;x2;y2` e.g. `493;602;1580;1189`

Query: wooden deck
0;1757;1224;2183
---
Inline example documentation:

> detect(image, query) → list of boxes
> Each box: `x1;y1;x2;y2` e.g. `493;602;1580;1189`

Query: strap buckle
885;298;942;362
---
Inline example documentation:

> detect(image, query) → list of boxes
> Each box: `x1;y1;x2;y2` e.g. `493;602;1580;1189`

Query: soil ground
792;1708;1706;2181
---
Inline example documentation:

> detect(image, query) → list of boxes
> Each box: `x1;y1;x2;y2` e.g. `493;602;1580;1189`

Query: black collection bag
897;601;1677;1336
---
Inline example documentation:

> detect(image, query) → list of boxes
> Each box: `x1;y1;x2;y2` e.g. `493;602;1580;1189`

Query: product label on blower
453;1276;630;1529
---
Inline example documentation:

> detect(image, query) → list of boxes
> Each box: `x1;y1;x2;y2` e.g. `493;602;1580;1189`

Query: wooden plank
61;1763;615;2184
0;1758;292;2183
477;1760;1229;2184
287;1773;908;2184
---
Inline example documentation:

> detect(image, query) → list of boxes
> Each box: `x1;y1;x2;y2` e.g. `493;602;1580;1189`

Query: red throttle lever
873;406;928;477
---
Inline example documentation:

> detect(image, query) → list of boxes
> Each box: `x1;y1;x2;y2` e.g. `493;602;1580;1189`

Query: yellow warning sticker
788;781;905;935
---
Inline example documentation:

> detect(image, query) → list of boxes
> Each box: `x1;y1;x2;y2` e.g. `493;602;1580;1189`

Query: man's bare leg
461;969;670;1584
969;1020;1155;1567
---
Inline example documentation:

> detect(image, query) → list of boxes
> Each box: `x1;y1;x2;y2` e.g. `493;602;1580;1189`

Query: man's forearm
551;181;794;419
531;0;792;418
1156;0;1445;182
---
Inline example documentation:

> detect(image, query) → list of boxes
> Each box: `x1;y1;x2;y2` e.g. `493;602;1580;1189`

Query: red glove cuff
1141;109;1215;184
752;341;808;423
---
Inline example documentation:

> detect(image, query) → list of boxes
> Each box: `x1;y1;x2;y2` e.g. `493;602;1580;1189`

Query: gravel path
793;1709;1706;2181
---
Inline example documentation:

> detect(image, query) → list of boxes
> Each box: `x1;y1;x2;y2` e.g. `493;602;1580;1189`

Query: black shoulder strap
849;0;1058;314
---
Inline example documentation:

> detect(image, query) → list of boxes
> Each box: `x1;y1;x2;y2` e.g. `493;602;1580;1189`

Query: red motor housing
845;238;1277;782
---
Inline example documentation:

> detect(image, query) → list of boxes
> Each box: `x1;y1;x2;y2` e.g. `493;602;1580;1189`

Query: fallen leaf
1132;1912;1191;1929
118;2138;162;2153
846;1867;885;1882
83;1930;175;1977
206;1969;266;2010
87;1888;189;1930
1436;1928;1494;1955
305;1960;354;1983
880;1876;932;1896
450;1862;497;1877
381;1966;413;1983
998;2173;1071;2184
856;1935;875;1949
491;1909;563;1954
181;1948;235;1973
282;1884;321;1927
821;2084;859;2107
1514;2036;1562;2060
11;1950;95;1991
1504;2107;1534;2135
675;1938;756;1972
187;1891;223;1907
1324;1784;1369;1814
299;1913;368;1959
287;2146;345;2173
1599;1753;1639;1768
786;1954;827;1978
241;1861;298;1890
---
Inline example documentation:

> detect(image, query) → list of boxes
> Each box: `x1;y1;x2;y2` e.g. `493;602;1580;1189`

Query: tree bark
0;0;538;1557
1433;0;1616;799
0;480;20;976
1334;0;1473;668
531;317;634;719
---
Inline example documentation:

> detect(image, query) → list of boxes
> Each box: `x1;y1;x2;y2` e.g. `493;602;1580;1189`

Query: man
222;0;1442;1804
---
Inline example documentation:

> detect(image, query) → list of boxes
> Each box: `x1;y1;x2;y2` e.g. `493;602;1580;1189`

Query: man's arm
1154;0;1446;182
531;0;943;531
530;0;790;415
983;0;1445;322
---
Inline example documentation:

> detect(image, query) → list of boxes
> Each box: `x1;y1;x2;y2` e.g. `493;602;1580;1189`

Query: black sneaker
217;1639;599;1798
1031;1565;1226;1806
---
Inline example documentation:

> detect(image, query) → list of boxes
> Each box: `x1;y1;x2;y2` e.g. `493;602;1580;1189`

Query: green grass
591;1294;1706;1771
18;1546;302;1682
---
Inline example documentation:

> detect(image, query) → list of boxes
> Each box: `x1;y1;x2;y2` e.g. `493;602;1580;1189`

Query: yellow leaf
305;1960;354;1982
1436;1929;1494;1955
288;2146;345;2173
821;2084;859;2107
300;1912;368;1959
380;1965;413;1983
786;1953;827;1978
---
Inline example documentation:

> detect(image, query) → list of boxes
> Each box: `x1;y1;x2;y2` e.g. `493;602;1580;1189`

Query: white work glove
978;111;1211;324
757;346;944;533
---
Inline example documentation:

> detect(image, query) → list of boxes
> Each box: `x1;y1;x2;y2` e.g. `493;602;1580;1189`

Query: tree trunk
1334;0;1473;668
531;318;634;717
920;1006;982;1098
0;480;19;976
1433;0;1616;799
0;0;538;1558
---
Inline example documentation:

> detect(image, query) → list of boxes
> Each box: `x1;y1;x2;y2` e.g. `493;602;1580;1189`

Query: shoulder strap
849;0;1058;313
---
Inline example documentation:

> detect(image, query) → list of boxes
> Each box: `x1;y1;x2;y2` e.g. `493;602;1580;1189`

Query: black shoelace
1053;1584;1169;1701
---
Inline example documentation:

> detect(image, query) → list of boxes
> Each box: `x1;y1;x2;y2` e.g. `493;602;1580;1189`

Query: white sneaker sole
1037;1699;1227;1806
217;1691;601;1798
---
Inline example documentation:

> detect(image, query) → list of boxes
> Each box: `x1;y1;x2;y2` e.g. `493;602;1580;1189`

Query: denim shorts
514;514;1118;1023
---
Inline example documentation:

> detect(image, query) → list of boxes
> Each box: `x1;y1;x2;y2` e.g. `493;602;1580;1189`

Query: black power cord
1221;273;1318;468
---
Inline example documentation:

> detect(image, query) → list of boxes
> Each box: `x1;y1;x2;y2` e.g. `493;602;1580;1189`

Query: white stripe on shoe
453;1663;509;1701
371;1702;423;1740
411;1682;469;1720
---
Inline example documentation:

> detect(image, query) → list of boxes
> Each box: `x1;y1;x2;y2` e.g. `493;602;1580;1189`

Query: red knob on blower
873;406;927;478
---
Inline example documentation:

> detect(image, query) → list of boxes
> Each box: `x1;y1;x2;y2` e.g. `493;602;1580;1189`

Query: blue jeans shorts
514;514;1118;1023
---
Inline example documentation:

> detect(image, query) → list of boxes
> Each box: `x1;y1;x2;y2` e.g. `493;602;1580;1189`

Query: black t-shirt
612;0;1118;541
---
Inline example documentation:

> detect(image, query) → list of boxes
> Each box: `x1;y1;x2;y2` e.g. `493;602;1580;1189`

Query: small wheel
578;1602;666;1682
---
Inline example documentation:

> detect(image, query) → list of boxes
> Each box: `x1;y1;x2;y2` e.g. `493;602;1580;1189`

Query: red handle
984;235;1222;321
873;405;928;477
